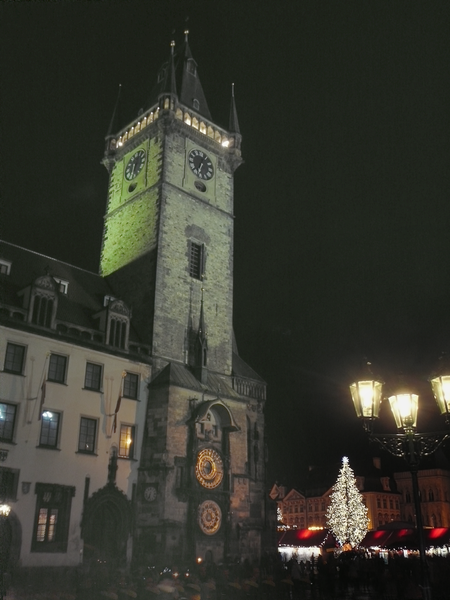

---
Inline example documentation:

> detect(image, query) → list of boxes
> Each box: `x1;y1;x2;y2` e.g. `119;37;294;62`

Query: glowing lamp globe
430;374;450;419
388;392;418;430
350;379;383;419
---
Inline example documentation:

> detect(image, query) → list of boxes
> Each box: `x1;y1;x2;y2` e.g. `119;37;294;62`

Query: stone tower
101;33;267;566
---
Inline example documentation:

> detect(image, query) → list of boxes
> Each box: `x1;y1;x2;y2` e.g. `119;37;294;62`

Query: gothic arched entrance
82;483;132;573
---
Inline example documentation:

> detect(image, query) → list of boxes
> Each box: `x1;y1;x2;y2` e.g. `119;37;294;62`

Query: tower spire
105;83;122;143
179;31;212;120
195;285;208;384
229;83;240;135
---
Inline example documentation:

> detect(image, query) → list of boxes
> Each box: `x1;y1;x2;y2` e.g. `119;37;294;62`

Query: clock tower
101;33;267;567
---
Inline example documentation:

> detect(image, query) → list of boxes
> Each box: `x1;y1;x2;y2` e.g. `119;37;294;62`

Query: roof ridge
0;240;100;276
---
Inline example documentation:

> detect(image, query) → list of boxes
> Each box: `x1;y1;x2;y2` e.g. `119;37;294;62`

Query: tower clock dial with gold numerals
188;149;214;180
125;149;146;181
195;448;223;489
198;500;222;535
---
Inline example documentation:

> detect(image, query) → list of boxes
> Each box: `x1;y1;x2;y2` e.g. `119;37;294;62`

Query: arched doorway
82;484;132;573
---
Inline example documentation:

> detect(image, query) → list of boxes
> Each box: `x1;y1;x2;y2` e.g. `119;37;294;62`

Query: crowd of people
7;550;450;599
77;550;450;599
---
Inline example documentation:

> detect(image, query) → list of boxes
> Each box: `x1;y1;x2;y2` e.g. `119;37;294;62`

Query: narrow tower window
189;242;204;280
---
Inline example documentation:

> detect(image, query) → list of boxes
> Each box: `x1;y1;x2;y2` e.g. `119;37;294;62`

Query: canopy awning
278;529;334;548
278;527;450;551
360;527;450;550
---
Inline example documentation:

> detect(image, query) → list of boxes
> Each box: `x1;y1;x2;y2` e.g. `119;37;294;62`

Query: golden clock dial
198;500;221;535
195;448;223;489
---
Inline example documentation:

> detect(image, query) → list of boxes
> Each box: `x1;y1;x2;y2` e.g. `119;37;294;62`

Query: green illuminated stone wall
100;187;159;276
100;135;162;276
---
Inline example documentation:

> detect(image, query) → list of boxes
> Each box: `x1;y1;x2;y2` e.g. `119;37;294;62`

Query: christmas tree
326;456;369;548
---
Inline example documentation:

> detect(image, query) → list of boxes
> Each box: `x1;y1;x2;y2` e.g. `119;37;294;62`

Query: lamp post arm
368;431;450;467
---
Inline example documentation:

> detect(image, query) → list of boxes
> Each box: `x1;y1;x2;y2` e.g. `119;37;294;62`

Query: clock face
188;149;214;180
125;149;146;181
144;486;157;502
195;448;223;489
198;500;221;535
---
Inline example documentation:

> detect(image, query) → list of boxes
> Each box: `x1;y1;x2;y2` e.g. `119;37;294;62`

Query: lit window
119;424;135;459
32;483;75;552
4;342;26;374
123;372;139;399
39;411;60;448
0;402;17;442
0;260;11;275
48;354;67;384
189;241;205;280
84;362;102;391
78;417;97;454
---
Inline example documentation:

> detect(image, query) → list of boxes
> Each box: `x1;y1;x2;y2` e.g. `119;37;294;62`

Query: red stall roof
278;527;450;551
278;529;334;548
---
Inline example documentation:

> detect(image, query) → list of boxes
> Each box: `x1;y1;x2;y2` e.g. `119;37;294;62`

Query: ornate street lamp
350;360;450;600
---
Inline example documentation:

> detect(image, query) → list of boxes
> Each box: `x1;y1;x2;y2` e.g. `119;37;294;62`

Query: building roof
0;240;148;354
149;361;243;400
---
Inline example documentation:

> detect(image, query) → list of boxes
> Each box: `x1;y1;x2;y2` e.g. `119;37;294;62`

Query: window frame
32;483;75;553
0;260;12;275
39;410;61;449
0;401;17;442
123;372;139;399
188;241;205;280
48;353;68;384
118;424;135;459
0;466;19;502
84;362;103;392
4;342;26;375
78;416;98;454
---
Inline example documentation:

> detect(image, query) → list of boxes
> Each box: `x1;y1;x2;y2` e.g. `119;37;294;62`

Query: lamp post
350;360;450;600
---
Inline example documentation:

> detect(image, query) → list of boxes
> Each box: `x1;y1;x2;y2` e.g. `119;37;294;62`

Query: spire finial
170;40;175;54
184;29;189;42
229;82;240;135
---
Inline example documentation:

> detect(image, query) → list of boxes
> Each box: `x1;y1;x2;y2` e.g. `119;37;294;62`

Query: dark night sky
2;1;450;487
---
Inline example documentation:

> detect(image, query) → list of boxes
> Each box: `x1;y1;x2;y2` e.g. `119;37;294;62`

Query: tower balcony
106;95;241;155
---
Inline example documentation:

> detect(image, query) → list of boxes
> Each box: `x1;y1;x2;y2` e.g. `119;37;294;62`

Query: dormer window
192;98;200;111
53;278;69;295
26;274;58;329
108;318;127;349
32;295;54;328
157;67;166;83
187;60;197;76
104;295;116;307
0;260;12;275
106;299;131;350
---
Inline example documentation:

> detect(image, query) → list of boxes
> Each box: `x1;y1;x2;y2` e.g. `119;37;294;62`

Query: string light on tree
326;456;369;549
277;506;283;523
